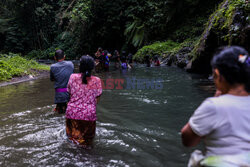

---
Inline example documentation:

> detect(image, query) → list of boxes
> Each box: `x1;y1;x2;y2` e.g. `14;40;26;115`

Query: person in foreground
50;49;74;113
181;46;250;167
66;55;102;148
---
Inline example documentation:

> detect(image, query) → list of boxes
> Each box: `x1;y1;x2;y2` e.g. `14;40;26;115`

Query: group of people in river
50;46;250;166
94;47;135;72
94;47;161;72
145;54;161;67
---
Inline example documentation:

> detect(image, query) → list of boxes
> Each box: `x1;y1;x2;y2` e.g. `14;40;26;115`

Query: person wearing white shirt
181;46;250;166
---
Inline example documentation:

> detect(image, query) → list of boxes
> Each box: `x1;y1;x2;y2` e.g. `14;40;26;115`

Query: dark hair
98;47;102;52
154;55;158;60
211;46;250;91
55;49;64;61
79;55;95;84
103;50;108;56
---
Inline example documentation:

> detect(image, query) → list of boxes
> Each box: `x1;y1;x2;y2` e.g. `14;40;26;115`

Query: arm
96;96;101;104
50;69;55;81
67;75;73;97
181;123;202;147
181;99;218;147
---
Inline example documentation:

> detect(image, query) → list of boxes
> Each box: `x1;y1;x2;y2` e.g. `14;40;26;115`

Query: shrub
134;40;180;62
0;53;49;81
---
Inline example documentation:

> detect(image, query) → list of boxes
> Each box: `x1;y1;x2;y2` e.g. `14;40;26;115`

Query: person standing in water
181;46;250;166
94;47;103;72
120;51;128;69
113;50;120;69
153;55;160;66
66;55;102;147
127;53;133;68
50;49;74;113
145;55;151;67
104;50;110;71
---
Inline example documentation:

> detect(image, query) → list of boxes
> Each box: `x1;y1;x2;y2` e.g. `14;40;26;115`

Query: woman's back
190;94;250;156
66;74;102;121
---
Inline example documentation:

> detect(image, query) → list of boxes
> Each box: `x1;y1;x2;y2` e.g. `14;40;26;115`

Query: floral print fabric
66;74;102;121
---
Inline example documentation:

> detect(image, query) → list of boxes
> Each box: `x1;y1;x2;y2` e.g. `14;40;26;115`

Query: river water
0;65;214;167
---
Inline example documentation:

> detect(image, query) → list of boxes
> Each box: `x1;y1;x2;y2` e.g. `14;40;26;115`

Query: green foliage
134;38;198;62
171;16;209;42
133;40;180;62
0;60;13;80
70;0;91;25
124;18;145;48
0;53;49;81
0;0;59;52
191;0;249;61
211;0;247;32
0;0;222;57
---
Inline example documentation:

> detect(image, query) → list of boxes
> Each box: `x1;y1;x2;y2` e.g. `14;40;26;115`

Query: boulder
188;0;250;74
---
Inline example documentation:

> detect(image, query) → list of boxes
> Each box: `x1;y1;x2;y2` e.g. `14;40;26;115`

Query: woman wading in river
66;55;102;147
181;46;250;166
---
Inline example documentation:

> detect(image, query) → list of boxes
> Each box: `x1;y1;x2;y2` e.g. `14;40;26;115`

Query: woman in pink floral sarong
66;55;102;147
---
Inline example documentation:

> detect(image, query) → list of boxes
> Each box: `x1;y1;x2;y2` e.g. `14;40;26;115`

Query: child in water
66;55;102;147
181;46;250;166
50;49;74;113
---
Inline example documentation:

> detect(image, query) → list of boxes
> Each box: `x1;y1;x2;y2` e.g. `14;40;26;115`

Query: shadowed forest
0;0;249;74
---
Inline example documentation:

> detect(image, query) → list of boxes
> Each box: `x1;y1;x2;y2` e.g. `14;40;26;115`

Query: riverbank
0;70;49;87
0;53;50;87
133;0;249;74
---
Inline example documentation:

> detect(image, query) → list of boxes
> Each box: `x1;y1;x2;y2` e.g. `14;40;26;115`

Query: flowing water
0;65;214;167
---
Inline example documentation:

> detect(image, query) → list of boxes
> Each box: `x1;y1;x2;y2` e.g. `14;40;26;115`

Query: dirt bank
0;70;49;87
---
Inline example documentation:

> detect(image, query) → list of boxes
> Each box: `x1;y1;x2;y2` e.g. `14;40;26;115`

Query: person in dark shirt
153;55;160;66
127;53;133;68
113;50;120;69
50;49;74;113
120;51;128;69
103;50;110;71
94;47;103;72
145;55;151;67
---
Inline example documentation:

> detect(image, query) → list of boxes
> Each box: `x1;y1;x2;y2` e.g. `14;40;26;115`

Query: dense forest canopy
0;0;222;59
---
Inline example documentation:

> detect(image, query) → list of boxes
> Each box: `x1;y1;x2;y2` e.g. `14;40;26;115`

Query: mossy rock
134;39;195;67
133;40;180;63
189;0;250;73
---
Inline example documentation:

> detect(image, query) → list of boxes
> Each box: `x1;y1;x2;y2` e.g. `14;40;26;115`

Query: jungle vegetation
0;0;222;59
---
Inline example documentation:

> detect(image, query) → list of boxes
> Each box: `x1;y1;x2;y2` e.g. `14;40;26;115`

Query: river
0;65;214;166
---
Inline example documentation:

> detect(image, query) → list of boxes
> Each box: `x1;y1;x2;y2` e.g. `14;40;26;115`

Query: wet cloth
188;150;250;167
50;61;74;104
189;95;250;156
66;74;102;121
54;103;67;114
66;118;96;146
